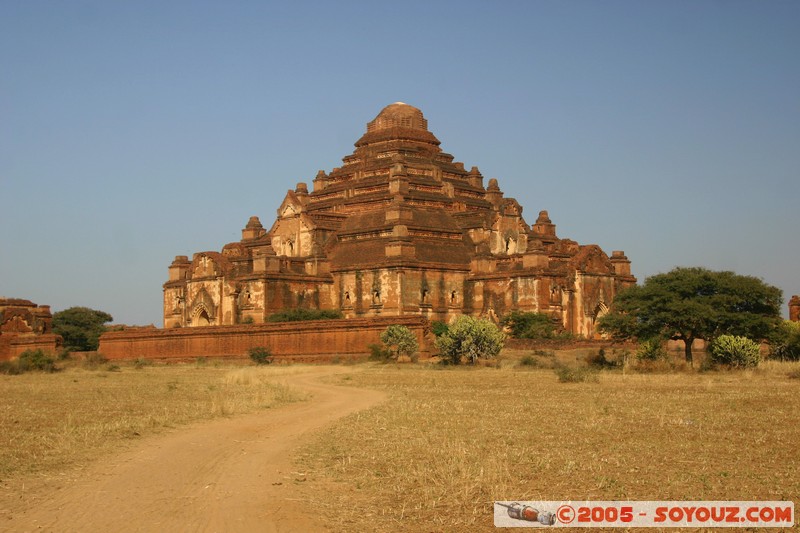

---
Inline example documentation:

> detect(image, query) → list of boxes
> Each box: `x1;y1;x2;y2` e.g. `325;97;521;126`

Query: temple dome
367;102;428;132
355;102;440;148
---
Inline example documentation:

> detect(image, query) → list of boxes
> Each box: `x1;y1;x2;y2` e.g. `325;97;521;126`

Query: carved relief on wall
193;254;218;278
1;315;32;334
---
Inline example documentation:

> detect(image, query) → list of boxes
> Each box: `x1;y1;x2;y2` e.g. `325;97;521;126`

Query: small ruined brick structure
164;103;636;337
790;295;800;322
0;298;61;360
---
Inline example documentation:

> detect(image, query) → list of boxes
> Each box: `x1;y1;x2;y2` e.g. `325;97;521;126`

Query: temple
790;295;800;322
163;103;636;337
0;298;61;360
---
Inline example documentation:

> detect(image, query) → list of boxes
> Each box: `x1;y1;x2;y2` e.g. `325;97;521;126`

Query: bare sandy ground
1;367;384;533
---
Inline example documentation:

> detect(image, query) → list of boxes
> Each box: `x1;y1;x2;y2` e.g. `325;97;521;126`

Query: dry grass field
2;354;799;532
0;360;309;480
297;358;800;532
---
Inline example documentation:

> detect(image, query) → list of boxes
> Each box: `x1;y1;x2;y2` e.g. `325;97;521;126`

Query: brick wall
98;316;430;361
0;334;62;361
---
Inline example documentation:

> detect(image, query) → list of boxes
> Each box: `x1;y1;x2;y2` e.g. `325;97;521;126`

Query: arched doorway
195;309;211;326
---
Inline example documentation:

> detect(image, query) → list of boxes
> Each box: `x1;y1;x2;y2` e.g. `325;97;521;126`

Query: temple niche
163;102;636;337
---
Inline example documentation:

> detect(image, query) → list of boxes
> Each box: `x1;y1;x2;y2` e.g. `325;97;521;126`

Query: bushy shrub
248;346;273;365
709;335;761;369
266;309;343;322
367;343;392;362
586;348;619;368
435;316;505;365
516;354;544;369
17;349;57;373
430;321;449;338
380;325;419;361
0;360;22;375
636;338;667;361
554;365;598;383
132;357;152;369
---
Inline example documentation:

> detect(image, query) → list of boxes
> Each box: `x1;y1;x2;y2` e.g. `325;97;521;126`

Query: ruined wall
0;334;62;361
0;299;62;360
99;316;430;361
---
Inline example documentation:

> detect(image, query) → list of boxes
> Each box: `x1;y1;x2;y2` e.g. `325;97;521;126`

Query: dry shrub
554;365;599;383
82;352;109;369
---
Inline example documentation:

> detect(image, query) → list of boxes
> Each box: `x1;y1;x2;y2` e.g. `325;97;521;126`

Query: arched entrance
195;309;211;326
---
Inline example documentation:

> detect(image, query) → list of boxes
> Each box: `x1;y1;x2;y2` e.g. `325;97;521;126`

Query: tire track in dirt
3;367;383;533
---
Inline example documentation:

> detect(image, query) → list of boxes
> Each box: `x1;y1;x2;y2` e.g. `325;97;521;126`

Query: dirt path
3;367;383;533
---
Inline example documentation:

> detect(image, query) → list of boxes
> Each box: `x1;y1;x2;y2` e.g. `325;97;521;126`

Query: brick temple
163;102;636;337
0;298;61;360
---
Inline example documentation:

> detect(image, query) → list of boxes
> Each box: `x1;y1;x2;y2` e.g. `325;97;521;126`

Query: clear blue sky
2;1;798;325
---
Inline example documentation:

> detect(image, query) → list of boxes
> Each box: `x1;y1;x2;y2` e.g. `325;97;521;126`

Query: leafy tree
598;267;782;364
435;315;505;365
52;307;113;351
380;325;419;361
770;321;800;361
501;311;558;339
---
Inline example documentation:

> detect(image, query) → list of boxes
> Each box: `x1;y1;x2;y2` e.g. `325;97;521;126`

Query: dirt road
3;367;384;533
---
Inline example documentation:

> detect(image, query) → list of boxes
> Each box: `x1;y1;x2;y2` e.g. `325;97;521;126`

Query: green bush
248;346;273;365
266;309;343;322
431;321;449;337
517;354;542;368
367;343;393;362
770;321;800;361
17;349;57;373
435;316;505;365
709;335;761;369
380;325;419;361
636;338;667;361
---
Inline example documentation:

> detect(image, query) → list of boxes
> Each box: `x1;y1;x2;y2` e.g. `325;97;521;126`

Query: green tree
501;311;558;338
380;325;419;361
598;267;782;365
52;307;113;351
770;321;800;361
435;315;505;365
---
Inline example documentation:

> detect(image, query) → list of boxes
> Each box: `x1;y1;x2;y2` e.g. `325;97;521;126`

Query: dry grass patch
0;363;309;480
298;364;800;532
